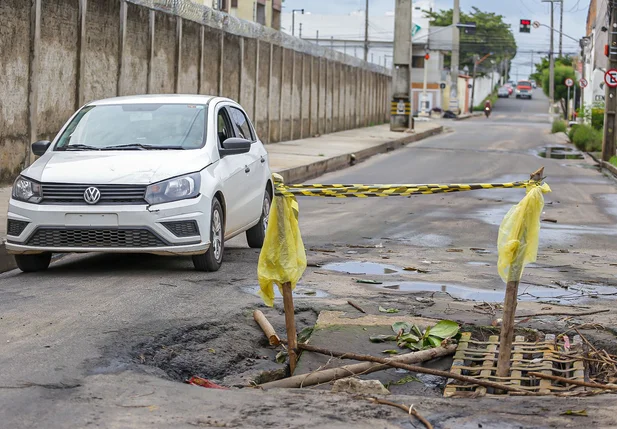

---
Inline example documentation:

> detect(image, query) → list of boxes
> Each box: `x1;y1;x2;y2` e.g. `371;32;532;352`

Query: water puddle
322;261;401;275
242;285;329;299
373;281;617;304
466;261;491;267
538;146;584;160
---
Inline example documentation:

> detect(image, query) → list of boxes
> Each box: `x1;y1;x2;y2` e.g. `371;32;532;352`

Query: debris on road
356;278;383;285
378;306;399;313
347;300;367;313
331;378;390;395
403;266;430;273
369;398;433;429
186;376;227;390
253;310;281;346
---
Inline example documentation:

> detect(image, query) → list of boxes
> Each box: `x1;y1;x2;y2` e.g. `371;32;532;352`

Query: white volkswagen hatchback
6;95;273;272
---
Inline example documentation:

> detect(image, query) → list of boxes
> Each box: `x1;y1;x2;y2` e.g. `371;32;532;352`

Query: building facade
195;0;281;29
584;0;608;108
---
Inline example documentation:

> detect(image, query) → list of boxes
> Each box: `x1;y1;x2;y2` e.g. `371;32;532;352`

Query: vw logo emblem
83;187;101;204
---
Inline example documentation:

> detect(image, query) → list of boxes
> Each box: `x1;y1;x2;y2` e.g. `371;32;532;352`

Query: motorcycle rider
484;99;492;118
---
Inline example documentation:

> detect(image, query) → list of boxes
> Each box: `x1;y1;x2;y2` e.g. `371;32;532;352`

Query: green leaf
561;410;588;417
391;375;420;385
370;335;398;343
428;320;460;339
392;322;413;334
426;335;442;348
411;325;423;338
297;327;313;344
382;349;399;355
275;350;288;364
356;279;383;284
398;333;421;343
404;341;422;351
379;306;399;313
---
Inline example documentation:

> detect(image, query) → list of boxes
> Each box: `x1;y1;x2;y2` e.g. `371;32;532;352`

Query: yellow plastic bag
257;187;307;307
497;183;551;283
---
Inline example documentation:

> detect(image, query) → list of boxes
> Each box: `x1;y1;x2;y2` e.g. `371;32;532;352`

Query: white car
6;95;273;272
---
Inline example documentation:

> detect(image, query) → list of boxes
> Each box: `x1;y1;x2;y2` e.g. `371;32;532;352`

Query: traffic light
424;53;430;61
520;19;531;33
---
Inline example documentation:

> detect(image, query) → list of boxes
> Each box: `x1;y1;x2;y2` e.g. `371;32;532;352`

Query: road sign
532;21;540;29
605;69;617;88
579;78;588;88
440;82;446;89
564;78;574;87
520;19;531;33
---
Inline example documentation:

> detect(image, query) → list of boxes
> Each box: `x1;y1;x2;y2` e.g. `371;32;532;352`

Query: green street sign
412;23;421;36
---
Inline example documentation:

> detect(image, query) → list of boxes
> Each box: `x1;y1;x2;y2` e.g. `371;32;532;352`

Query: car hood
23;150;213;184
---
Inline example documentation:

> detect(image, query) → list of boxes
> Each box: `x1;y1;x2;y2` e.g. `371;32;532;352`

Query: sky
280;0;589;80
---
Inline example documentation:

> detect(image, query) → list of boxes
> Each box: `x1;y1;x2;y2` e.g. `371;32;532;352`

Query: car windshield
518;81;531;87
55;104;207;151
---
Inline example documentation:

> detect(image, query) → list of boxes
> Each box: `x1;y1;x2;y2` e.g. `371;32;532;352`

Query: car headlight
12;176;43;204
145;172;201;205
516;89;521;94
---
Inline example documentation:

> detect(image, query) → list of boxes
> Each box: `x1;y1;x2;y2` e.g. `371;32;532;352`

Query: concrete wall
0;0;390;183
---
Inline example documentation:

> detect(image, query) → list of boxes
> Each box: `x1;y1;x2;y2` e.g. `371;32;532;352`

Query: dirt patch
128;307;319;386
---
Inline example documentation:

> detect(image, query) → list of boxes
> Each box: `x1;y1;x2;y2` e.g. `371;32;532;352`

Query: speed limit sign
564;78;574;87
579;78;588;88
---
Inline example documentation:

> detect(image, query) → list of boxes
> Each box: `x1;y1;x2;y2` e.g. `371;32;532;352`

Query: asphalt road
2;90;617;428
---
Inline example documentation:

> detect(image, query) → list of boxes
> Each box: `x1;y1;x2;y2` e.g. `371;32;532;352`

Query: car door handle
245;166;251;173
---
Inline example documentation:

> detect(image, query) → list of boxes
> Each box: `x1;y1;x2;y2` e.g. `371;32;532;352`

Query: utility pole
420;49;430;116
531;51;534;77
390;0;413;131
449;0;461;114
470;53;492;113
364;0;369;61
603;2;617;162
559;0;564;57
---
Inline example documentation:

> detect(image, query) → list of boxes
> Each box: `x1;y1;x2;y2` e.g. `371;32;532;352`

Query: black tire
15;253;52;273
246;191;271;249
192;199;224;272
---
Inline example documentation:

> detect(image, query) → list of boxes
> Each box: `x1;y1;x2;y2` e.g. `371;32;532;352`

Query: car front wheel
246;191;271;249
15;253;52;273
193;199;224;271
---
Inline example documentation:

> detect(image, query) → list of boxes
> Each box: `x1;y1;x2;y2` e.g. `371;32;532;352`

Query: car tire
192;199;224;272
15;253;52;273
246;191;271;249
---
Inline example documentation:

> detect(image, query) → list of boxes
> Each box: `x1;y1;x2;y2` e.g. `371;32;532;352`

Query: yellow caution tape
275;181;532;198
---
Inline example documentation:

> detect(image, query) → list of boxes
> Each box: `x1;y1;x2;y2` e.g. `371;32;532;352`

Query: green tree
542;64;576;118
425;7;517;77
530;55;573;85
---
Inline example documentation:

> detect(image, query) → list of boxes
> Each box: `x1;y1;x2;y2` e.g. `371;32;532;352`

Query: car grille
7;219;29;236
41;183;147;205
162;221;200;237
26;228;167;248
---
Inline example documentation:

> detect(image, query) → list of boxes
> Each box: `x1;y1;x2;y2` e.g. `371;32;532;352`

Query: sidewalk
0;122;443;273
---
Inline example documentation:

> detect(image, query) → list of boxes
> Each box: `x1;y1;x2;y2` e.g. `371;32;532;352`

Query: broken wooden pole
253;310;281;346
281;281;298;374
496;167;545;379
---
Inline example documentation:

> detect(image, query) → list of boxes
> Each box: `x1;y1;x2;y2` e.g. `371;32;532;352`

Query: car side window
217;108;235;147
228;107;255;141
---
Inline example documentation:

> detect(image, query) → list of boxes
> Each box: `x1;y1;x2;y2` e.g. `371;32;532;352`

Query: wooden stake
282;281;298;375
528;372;617;390
253;310;281;346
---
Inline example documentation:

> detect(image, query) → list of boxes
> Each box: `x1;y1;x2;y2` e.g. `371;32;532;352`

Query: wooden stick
253;310;281;346
347;300;366;314
297;343;541;395
497;279;520;378
515;309;610;318
259;345;456;390
528;372;617;390
369;398;433;429
282;282;298;375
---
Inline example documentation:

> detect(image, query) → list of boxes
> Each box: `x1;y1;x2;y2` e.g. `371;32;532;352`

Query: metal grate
41;183;147;205
444;333;585;397
162;220;200;237
7;219;29;237
26;228;167;248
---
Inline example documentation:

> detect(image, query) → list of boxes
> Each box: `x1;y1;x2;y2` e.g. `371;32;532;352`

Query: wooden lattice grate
444;332;585;396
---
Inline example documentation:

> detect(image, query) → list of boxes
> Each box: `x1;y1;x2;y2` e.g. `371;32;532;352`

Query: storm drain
444;332;585;396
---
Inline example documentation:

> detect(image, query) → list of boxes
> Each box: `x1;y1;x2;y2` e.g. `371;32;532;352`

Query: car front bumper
5;196;211;255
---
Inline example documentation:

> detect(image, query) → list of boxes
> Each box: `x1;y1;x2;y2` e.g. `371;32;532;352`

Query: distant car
515;80;533;99
6;94;273;272
497;86;510;98
504;83;514;95
530;79;537;89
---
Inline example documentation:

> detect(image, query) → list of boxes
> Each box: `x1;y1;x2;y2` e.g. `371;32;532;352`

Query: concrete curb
586;152;617;178
276;126;444;183
0;243;16;274
454;112;482;121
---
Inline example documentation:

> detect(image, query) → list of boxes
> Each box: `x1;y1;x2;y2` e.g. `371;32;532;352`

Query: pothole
371;281;617;304
538;146;584;159
321;261;401;275
242;285;329;298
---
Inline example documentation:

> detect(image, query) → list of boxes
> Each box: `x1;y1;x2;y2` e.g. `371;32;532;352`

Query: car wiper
64;144;102;151
101;144;184;150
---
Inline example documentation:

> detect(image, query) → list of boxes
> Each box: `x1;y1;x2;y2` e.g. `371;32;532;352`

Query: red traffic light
520;19;531;25
424;53;430;60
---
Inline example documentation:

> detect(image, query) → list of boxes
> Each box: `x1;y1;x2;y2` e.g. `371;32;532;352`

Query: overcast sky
281;0;589;80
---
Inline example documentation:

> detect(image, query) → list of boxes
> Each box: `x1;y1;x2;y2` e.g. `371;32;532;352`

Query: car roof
88;94;226;106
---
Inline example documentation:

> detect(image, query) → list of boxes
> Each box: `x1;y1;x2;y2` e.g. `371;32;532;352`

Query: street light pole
364;0;369;61
449;0;461;114
291;9;304;37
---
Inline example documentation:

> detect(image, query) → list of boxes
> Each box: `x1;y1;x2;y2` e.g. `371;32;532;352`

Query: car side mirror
32;140;51;156
220;137;251;156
